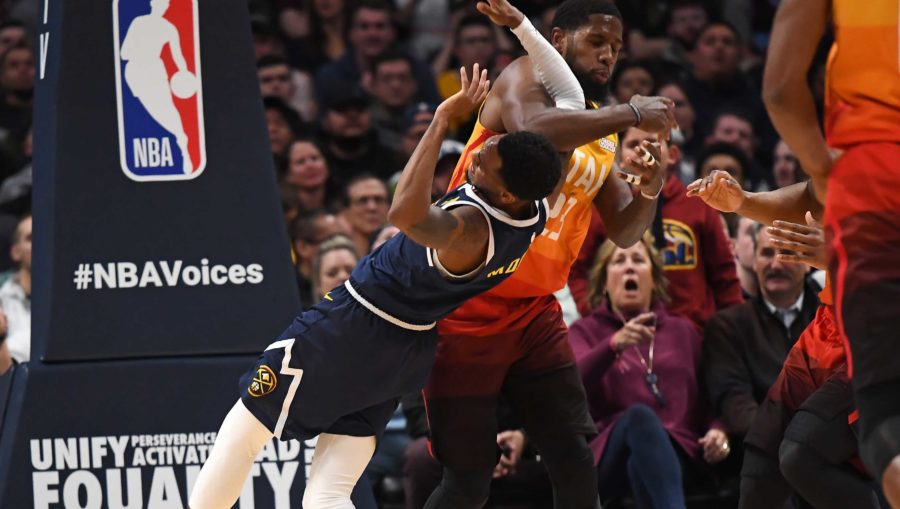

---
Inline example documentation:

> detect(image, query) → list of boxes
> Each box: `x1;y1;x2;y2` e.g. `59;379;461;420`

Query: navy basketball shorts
239;283;438;442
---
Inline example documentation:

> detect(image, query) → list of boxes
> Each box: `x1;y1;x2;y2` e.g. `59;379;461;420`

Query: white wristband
641;185;663;200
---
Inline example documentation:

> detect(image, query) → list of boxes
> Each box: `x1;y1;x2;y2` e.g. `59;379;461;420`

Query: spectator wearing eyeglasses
339;174;389;256
569;233;729;508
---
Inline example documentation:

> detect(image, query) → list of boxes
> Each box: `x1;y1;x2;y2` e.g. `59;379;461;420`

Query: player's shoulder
495;56;542;90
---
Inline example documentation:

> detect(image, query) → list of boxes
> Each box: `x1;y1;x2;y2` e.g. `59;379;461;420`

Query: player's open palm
436;64;490;120
476;0;525;28
769;211;826;270
686;169;745;212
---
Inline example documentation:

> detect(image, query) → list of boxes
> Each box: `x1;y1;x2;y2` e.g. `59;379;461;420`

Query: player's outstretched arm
687;170;822;225
478;0;584;111
763;0;832;199
388;65;490;250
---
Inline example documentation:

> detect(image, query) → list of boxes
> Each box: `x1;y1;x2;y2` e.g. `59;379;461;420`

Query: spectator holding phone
569;232;728;508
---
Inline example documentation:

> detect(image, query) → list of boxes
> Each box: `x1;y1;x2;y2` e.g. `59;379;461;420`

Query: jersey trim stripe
461;184;543;227
344;280;437;331
264;338;304;439
427;200;496;280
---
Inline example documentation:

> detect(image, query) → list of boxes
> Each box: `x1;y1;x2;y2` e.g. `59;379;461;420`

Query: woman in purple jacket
569;233;729;509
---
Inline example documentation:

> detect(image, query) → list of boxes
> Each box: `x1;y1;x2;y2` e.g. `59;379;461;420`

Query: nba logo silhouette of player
113;0;206;181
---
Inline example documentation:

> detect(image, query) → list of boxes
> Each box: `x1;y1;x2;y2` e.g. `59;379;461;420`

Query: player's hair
341;173;388;207
588;231;670;308
454;14;494;40
495;132;561;202
551;0;622;32
256;55;290;70
368;49;415;76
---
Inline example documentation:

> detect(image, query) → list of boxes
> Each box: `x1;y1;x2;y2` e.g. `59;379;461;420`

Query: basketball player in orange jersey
764;0;900;505
422;0;675;507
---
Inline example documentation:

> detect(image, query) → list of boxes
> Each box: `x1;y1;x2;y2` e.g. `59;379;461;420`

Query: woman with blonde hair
569;232;728;508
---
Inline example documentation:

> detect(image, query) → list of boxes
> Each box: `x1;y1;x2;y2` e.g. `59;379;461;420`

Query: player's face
318;248;358;298
287;141;329;188
258;64;294;101
465;135;509;202
753;228;807;301
605;242;654;314
557;14;623;102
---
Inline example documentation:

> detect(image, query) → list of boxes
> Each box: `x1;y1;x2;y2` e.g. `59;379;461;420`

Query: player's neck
498;200;536;220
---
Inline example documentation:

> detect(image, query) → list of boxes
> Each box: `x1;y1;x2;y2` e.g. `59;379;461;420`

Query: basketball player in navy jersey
187;64;562;509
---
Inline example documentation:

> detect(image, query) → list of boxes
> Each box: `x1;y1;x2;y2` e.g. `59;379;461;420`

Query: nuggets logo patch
661;219;697;270
113;0;206;181
248;365;277;397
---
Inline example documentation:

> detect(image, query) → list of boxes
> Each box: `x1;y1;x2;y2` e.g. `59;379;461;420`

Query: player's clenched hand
436;64;490;120
686;169;745;212
628;95;676;134
618;140;664;198
476;0;525;28
769;211;826;270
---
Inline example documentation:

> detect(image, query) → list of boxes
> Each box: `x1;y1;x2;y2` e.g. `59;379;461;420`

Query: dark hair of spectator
290;209;327;244
653;77;688;96
263;97;307;139
306;0;352;56
454;14;494;40
712;108;754;132
552;0;622;32
369;49;415;76
664;0;713;25
350;0;395;26
341;173;387;207
0;20;26;32
495;132;561;202
257;55;290;70
696;142;751;180
588;232;670;308
610;60;656;97
695;19;742;46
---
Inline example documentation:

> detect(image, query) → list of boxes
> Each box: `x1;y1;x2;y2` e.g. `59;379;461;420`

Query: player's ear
550;28;567;55
498;189;518;205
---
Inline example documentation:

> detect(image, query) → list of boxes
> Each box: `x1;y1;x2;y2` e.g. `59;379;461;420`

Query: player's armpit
403;204;488;252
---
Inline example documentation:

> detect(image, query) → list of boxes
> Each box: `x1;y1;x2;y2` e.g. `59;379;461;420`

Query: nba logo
113;0;206;181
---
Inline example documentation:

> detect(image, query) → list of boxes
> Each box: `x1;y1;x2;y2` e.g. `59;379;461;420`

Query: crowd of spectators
0;0;857;506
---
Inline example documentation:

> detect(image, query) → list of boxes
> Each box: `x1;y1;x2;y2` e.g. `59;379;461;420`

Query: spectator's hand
769;211;826;270
493;430;525;478
611;312;655;351
476;0;525;28
619;140;664;198
686;170;745;212
699;428;730;464
436;64;491;120
628;94;676;134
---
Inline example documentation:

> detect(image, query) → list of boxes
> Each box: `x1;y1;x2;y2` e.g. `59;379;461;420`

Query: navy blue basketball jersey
346;183;548;327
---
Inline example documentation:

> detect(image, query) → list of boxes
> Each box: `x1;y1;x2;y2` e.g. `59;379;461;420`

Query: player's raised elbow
386;207;412;232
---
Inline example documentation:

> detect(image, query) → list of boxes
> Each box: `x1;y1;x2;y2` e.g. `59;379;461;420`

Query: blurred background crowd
0;0;849;507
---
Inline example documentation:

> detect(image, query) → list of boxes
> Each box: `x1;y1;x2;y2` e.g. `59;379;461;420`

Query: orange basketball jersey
825;0;900;147
443;115;618;333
